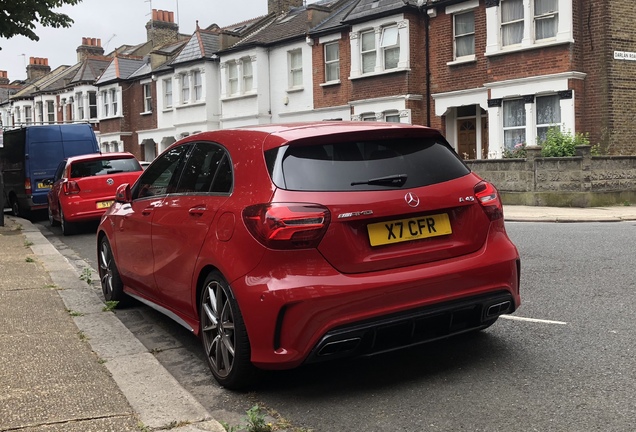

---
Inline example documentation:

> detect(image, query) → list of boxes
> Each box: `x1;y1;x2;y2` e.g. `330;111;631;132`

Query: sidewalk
1;205;635;431
0;215;224;432
503;204;636;222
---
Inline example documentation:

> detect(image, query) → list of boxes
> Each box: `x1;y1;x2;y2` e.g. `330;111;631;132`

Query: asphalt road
35;218;636;431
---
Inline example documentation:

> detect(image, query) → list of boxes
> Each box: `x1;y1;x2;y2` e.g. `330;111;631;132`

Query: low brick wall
465;146;636;207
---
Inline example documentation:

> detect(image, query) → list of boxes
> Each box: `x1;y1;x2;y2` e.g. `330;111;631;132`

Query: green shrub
539;127;589;157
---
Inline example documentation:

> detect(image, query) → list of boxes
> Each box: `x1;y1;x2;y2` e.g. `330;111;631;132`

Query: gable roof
11;66;73;99
95;56;145;85
171;28;219;65
69;57;112;85
310;0;361;36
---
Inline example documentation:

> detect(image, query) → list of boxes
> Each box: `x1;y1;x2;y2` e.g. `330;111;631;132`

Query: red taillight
24;178;32;195
474;181;503;221
63;181;81;195
243;203;331;249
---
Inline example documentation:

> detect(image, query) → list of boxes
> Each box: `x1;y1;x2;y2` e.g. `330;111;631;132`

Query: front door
457;119;476;159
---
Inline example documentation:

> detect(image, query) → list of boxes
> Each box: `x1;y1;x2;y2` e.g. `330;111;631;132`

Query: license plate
367;213;452;246
96;200;114;209
37;183;52;189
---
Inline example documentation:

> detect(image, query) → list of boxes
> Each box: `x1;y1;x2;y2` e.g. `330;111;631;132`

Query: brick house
427;0;636;158
95;10;188;161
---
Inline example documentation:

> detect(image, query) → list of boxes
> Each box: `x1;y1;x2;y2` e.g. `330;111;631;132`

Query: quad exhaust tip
317;337;362;357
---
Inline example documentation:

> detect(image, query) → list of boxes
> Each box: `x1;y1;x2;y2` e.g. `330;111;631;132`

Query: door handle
189;206;207;216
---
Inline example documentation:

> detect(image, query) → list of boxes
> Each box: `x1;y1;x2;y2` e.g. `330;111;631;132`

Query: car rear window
71;157;141;178
267;138;470;191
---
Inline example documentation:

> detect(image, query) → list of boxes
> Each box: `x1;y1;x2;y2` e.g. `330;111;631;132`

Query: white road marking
500;315;568;325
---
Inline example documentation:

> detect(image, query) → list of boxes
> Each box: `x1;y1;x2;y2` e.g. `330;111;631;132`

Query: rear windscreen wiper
351;174;407;187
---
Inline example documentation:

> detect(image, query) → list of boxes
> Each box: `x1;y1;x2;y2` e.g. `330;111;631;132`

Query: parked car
97;122;521;389
48;152;143;235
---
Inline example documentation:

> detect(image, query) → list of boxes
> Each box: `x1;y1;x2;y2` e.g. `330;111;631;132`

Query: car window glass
175;142;229;193
70;157;140;178
210;154;232;193
271;138;470;191
133;145;190;199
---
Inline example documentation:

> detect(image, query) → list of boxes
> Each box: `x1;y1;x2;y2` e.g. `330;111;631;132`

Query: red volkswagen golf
48;152;143;235
97;122;520;389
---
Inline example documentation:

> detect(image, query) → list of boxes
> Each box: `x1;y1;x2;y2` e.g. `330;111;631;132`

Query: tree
0;0;82;46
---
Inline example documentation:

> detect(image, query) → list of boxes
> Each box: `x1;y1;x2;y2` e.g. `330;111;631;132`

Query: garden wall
465;146;636;207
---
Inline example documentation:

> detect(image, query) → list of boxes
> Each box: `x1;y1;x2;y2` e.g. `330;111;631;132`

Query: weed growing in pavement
79;267;93;284
98;358;106;364
102;301;119;312
24;240;33;247
78;330;88;341
137;423;151;432
45;283;58;289
67;309;84;317
623;201;631;206
222;405;273;432
245;405;273;432
165;420;191;429
25;256;35;263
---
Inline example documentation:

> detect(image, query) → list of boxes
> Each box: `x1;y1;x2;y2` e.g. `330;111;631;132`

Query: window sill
99;115;123;121
221;92;258;102
286;87;304;94
447;55;476;66
140;111;153;116
349;67;409;81
175;101;206;109
320;80;341;87
485;39;573;57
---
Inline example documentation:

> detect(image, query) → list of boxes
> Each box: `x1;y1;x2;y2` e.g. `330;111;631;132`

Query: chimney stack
146;9;179;47
26;57;51;82
0;70;9;85
76;37;105;62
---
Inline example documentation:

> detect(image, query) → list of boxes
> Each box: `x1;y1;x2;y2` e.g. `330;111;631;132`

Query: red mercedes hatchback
48;152;143;235
97;122;520;389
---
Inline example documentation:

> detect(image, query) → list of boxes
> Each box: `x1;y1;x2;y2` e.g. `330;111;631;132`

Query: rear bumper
305;290;513;364
230;230;520;370
61;198;112;222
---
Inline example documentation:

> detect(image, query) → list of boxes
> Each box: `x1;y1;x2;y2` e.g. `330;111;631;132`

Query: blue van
0;124;100;218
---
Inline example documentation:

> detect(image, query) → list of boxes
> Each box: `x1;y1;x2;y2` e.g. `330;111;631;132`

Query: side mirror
115;183;132;203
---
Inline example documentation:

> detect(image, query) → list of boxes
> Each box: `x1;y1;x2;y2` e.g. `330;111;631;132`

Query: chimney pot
97;38;101;47
169;11;174;23
152;9;158;20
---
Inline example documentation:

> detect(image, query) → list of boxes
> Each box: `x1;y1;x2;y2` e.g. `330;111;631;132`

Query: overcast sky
0;0;318;82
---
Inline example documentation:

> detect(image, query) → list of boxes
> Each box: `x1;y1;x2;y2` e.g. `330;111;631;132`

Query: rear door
270;136;491;274
151;142;233;317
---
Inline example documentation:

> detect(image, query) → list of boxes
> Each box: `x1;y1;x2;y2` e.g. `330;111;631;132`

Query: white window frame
46;100;55;123
88;91;97;119
228;62;238;96
350;17;409;79
501;0;524;47
534;0;558;41
24;106;32;124
380;25;400;70
502;98;526;151
324;41;340;83
453;10;476;60
242;58;253;93
76;92;84;120
36;101;44;123
535;94;561;143
485;0;571;56
193;70;202;101
163;79;173;108
101;90;109;117
181;73;190;104
143;83;152;112
360;30;376;74
109;88;118;116
288;49;303;89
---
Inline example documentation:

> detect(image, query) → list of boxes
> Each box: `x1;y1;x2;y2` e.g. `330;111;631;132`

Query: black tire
10;196;29;219
98;237;127;304
48;204;60;227
200;271;256;390
60;205;76;236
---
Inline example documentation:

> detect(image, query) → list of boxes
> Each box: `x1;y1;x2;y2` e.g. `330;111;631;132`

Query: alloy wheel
99;240;114;299
201;280;236;379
